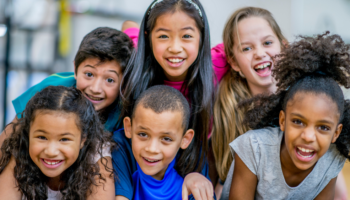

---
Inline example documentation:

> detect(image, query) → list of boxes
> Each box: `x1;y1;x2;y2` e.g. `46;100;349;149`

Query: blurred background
1;0;350;197
1;0;350;127
0;0;350;127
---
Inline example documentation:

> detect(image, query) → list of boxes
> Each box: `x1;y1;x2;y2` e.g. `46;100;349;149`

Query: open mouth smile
254;62;272;77
295;146;316;162
85;93;104;101
41;159;64;168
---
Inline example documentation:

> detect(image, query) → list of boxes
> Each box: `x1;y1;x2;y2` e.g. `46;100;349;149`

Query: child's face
29;111;84;179
279;92;342;171
124;105;194;180
150;11;201;82
230;17;282;95
75;57;122;111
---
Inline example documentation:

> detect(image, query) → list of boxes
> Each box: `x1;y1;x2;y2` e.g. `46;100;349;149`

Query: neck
47;175;65;191
247;81;277;96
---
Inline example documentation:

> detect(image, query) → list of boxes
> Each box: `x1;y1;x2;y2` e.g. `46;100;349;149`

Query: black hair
0;86;115;199
74;27;134;73
241;32;350;159
120;0;213;176
133;85;190;131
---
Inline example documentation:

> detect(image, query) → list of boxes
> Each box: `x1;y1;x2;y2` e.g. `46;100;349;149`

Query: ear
124;117;132;139
180;129;195;150
227;57;241;72
331;124;343;143
80;137;86;149
279;110;286;132
282;39;288;48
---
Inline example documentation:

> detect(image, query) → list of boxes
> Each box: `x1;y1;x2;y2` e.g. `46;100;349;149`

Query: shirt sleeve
12;72;76;118
112;129;137;200
124;27;139;48
229;131;260;175
211;43;230;84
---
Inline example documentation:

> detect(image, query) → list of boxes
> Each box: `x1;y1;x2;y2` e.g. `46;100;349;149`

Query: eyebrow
84;65;119;77
138;126;175;136
154;26;195;32
33;130;75;136
290;113;334;125
108;70;120;77
239;35;276;46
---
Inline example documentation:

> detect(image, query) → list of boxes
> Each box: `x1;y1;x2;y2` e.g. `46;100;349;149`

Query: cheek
162;144;180;161
152;41;165;61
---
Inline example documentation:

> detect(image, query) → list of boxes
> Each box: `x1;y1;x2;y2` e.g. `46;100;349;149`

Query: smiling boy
0;27;134;139
112;85;214;200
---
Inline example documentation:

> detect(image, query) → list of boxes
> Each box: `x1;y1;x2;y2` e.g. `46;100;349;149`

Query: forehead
78;57;122;74
132;105;184;133
152;10;199;32
286;92;340;121
31;111;81;136
235;16;276;42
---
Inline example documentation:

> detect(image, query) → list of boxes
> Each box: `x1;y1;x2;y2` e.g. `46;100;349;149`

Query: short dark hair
74;27;134;73
132;85;190;131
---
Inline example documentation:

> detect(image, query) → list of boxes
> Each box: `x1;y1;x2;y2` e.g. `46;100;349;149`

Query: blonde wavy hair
212;7;287;182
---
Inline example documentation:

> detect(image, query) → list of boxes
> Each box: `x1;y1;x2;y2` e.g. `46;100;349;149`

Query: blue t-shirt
112;128;213;200
12;72;122;132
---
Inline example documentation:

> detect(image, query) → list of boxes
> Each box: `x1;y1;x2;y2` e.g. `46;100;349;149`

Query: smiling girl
0;86;115;199
115;0;218;199
210;7;287;198
229;32;350;199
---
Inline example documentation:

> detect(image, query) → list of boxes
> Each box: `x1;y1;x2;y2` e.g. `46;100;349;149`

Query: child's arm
87;157;115;200
314;177;337;200
229;153;257;200
0;156;22;199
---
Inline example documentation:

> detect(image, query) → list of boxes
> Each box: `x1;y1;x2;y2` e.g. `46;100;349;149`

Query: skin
0;111;115;199
229;16;282;96
0;57;122;152
29;111;84;188
124;105;194;180
151;11;200;82
229;92;342;199
75;57;122;111
119;104;213;200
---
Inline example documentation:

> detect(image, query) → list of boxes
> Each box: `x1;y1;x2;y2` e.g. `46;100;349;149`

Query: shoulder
232;127;282;147
319;144;346;176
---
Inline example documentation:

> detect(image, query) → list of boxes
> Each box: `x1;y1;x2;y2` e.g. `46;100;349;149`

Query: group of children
0;0;349;199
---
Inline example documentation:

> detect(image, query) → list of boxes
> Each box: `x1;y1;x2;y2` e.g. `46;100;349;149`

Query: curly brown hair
0;86;116;200
241;32;350;159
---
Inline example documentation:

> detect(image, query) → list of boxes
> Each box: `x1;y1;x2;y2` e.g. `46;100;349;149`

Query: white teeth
297;147;314;153
168;58;184;63
87;95;103;101
297;151;314;158
144;158;160;163
255;63;271;69
43;160;61;165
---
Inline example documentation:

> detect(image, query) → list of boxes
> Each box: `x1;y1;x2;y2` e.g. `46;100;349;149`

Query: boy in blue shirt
112;85;214;200
0;27;134;139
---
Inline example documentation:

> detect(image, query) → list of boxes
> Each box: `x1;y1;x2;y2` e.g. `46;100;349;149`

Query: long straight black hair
120;0;213;176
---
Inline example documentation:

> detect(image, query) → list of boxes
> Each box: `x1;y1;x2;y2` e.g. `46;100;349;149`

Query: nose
254;45;267;59
44;142;60;157
89;78;103;94
301;126;316;143
168;38;183;53
145;139;161;154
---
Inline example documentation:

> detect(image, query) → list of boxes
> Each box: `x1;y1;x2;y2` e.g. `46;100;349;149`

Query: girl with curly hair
228;32;350;199
0;86;115;200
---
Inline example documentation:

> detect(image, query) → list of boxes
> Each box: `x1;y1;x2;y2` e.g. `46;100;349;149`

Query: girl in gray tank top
228;32;350;200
